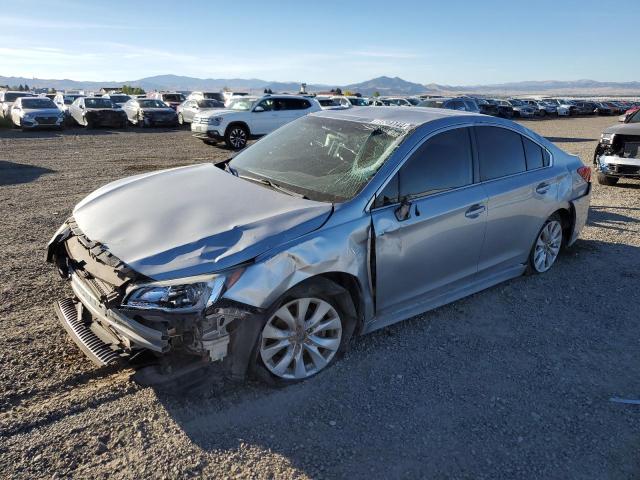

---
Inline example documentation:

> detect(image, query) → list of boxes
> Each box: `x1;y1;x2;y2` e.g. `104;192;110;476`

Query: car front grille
36;116;58;125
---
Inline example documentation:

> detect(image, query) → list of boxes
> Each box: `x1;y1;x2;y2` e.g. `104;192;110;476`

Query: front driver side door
371;127;488;318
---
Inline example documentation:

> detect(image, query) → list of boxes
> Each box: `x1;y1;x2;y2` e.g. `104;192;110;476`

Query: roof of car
313;106;481;127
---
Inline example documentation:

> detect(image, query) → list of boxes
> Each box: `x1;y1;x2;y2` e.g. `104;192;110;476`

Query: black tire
224;124;248;150
252;278;356;386
540;110;546;117
526;213;563;275
596;173;619;186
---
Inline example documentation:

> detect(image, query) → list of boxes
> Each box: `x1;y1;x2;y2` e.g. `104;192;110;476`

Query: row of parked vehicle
2;87;639;140
0;89;249;131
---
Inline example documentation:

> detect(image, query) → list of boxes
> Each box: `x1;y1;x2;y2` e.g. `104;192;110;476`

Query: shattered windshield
230;115;410;202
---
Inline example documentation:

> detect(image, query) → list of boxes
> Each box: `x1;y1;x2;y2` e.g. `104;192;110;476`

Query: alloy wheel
260;298;342;380
533;220;562;273
229;128;247;149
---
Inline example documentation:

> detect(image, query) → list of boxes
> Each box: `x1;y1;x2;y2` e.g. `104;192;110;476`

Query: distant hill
2;74;639;96
344;76;428;96
425;79;640;96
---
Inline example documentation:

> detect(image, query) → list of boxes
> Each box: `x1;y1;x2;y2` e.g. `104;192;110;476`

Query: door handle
536;182;551;194
465;204;486;219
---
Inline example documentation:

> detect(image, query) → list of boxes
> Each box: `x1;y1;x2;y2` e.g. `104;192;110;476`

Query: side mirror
79;105;84;110
394;198;412;221
254;105;265;112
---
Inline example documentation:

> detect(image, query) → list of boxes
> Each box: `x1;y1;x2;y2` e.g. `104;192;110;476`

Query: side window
398;128;474;198
374;174;399;207
476;126;527;181
257;99;273;111
522;136;545;170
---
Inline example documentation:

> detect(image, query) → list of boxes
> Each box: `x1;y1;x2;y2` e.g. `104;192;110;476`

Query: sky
2;0;639;86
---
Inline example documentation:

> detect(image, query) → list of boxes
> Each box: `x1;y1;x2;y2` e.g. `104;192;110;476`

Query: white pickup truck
191;95;321;149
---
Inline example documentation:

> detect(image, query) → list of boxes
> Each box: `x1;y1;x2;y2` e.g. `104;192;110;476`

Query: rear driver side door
371;127;488;317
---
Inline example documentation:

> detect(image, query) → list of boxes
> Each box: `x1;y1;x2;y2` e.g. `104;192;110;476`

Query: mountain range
2;74;640;96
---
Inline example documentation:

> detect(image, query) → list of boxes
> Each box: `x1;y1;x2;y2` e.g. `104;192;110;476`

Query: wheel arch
225;121;251;137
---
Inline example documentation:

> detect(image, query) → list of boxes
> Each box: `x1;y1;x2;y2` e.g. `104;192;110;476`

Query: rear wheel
528;214;563;274
225;125;248;150
596;173;619;186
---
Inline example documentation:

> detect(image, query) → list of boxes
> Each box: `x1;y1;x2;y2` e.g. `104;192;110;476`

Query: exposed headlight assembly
124;268;244;312
600;133;615;144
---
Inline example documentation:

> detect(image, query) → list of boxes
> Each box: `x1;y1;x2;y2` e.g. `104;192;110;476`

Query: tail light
577;166;591;183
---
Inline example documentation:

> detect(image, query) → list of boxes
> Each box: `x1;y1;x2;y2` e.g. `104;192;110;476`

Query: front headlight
600;133;615;144
207;116;223;126
123;267;246;312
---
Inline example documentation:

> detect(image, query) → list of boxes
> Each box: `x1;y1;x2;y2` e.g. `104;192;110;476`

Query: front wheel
596;173;619;186
225;125;248;150
256;288;351;384
528;214;563;274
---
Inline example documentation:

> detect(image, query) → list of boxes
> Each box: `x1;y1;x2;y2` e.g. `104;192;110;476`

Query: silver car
9;96;64;130
47;107;591;384
177;98;224;125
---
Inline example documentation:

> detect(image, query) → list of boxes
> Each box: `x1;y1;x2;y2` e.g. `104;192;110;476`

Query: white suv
191;95;321;149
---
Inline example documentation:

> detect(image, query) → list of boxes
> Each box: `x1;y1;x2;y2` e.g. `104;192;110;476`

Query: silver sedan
47;107;591;384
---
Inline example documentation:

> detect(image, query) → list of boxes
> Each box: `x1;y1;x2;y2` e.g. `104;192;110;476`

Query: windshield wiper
238;174;308;199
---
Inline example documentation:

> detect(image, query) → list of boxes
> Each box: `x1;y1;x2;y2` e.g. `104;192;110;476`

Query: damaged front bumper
47;219;258;373
594;137;640;178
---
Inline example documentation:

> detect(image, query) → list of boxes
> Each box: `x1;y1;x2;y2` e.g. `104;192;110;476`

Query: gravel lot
1;117;639;479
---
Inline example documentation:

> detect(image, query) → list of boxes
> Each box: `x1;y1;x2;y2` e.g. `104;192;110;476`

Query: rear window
476;126;527;181
162;94;185;102
522;136;546;170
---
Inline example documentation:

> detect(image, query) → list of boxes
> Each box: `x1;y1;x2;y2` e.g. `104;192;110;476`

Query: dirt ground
1;116;639;479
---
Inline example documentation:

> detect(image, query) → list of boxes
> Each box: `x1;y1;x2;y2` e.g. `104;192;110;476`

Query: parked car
177;99;225;124
191;94;321;149
148;92;186;110
187;91;225;103
405;97;422;106
222;91;250;103
506;99;536;118
485;99;515;118
68;97;128;128
315;96;347;110
123;98;179;127
572;101;597;115
380;97;413;107
103;93;132;108
474;98;499;116
593;109;640;185
539;99;573;117
343;96;370;107
9;97;65;130
619;106;640;122
535;100;560;116
417;97;480;113
1;91;35;118
593;102;614;115
604;102;625;115
54;93;85;113
47;107;591;383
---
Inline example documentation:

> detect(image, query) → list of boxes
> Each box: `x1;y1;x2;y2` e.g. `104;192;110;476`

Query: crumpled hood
72;164;332;281
603;123;640;136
